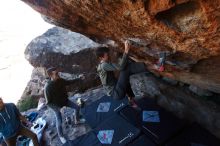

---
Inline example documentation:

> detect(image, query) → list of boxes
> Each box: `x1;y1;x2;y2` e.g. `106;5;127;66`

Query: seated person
0;97;39;146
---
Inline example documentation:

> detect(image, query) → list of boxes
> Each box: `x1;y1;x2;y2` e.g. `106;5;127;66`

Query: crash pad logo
97;102;111;112
143;111;160;123
119;132;134;144
114;102;126;112
97;130;114;144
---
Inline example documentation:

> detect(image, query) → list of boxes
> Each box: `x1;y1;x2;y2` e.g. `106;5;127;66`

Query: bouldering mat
64;132;101;146
120;97;186;145
94;114;140;146
82;95;128;128
127;135;156;146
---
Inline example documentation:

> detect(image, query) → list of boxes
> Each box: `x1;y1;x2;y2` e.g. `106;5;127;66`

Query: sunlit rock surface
24;27;101;97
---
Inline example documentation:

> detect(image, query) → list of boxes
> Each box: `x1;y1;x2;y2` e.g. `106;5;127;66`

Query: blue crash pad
81;95;128;128
65;114;140;146
127;135;156;146
64;132;101;146
120;97;186;145
94;114;140;146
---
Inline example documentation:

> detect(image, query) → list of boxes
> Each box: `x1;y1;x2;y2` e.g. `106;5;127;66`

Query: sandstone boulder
24;27;102;97
21;0;220;93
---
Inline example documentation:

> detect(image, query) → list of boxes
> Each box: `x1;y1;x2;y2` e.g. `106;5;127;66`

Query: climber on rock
96;40;146;108
44;67;85;144
0;97;40;146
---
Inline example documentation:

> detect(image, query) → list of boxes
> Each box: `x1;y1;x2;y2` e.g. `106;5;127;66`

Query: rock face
130;73;220;138
25;27;99;69
21;0;220;94
22;67;46;98
24;27;101;97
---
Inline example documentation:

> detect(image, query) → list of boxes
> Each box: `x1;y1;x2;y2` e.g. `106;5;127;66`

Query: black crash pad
81;95;128;128
64;132;101;146
165;123;220;146
120;97;186;145
127;135;156;146
120;106;142;128
94;114;140;146
120;98;158;128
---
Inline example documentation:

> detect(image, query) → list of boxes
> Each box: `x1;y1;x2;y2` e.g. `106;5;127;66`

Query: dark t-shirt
44;78;80;107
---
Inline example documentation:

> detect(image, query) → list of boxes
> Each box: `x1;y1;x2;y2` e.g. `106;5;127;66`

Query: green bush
17;96;38;112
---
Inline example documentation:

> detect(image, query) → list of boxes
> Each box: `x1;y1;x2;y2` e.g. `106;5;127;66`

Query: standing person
0;97;39;146
96;40;146;108
44;67;84;144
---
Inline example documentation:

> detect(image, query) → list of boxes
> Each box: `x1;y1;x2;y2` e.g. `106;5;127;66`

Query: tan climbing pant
5;126;40;146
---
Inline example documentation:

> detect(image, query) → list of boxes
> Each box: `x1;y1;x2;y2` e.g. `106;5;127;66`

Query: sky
0;0;53;103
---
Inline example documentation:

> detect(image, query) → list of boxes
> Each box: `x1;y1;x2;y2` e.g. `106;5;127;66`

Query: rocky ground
24;87;106;146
